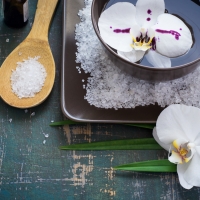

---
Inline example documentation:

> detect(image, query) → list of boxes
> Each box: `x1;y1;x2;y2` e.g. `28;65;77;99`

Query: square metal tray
61;0;164;123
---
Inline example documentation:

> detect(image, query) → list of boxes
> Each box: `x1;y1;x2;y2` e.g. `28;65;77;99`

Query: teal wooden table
0;1;200;199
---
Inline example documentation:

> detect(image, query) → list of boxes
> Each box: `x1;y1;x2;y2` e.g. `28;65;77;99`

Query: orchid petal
152;128;170;151
147;28;155;38
184;148;196;163
130;24;142;41
182;153;200;187
172;138;188;150
169;151;183;164
177;164;193;189
131;45;151;51
152;14;193;57
196;146;200;156
145;50;171;68
117;49;145;63
135;0;165;29
194;134;200;146
156;105;200;145
98;3;137;52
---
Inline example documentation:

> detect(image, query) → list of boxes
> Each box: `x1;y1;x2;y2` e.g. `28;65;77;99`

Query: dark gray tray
61;0;164;123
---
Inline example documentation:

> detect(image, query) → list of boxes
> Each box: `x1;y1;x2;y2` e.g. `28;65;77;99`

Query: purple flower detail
147;18;151;21
113;28;130;33
147;9;152;15
151;37;156;50
156;29;181;40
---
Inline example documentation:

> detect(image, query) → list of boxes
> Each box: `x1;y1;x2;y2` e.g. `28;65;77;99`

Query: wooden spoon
0;0;59;108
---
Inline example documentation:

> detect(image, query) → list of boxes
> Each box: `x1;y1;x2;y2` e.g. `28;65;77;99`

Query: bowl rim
91;0;200;72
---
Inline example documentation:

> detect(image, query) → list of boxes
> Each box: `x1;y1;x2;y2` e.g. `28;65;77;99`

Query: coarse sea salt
75;0;200;109
10;56;47;99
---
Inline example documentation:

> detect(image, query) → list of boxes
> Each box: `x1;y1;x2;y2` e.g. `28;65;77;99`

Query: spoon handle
28;0;59;41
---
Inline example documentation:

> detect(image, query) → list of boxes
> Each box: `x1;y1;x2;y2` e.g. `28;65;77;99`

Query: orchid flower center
169;140;195;164
130;28;155;51
179;148;188;157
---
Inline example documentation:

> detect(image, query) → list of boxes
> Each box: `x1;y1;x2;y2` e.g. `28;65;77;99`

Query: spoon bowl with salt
0;0;58;108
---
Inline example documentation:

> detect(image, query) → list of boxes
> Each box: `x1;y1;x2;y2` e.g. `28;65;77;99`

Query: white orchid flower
98;0;193;68
153;104;200;189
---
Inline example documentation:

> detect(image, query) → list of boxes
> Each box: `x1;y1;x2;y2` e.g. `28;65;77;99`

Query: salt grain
6;39;9;42
75;0;200;109
43;140;46;145
30;112;35;117
10;56;47;99
8;118;12;123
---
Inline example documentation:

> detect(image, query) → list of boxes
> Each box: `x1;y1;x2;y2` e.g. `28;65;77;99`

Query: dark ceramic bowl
91;0;200;82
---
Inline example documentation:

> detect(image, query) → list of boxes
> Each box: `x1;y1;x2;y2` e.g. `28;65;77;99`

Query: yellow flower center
179;148;188;157
130;35;153;51
171;140;193;164
130;28;155;51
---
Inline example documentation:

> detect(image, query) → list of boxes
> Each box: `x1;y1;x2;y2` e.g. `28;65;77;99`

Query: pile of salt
10;56;47;99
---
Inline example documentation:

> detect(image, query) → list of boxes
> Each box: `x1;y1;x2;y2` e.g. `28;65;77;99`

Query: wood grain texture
0;0;58;108
0;0;200;199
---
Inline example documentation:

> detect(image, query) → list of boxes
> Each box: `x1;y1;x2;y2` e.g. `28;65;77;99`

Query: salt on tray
75;0;200;109
10;56;47;99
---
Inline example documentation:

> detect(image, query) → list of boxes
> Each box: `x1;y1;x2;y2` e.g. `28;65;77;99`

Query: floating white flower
153;104;200;189
98;0;193;68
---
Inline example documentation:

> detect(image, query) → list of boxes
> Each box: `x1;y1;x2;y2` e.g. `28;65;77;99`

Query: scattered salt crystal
75;0;200;109
6;39;9;42
8;118;12;123
24;109;28;113
10;56;47;99
30;112;35;117
44;134;49;138
51;120;54;123
18;52;22;56
43;140;46;145
82;79;85;82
